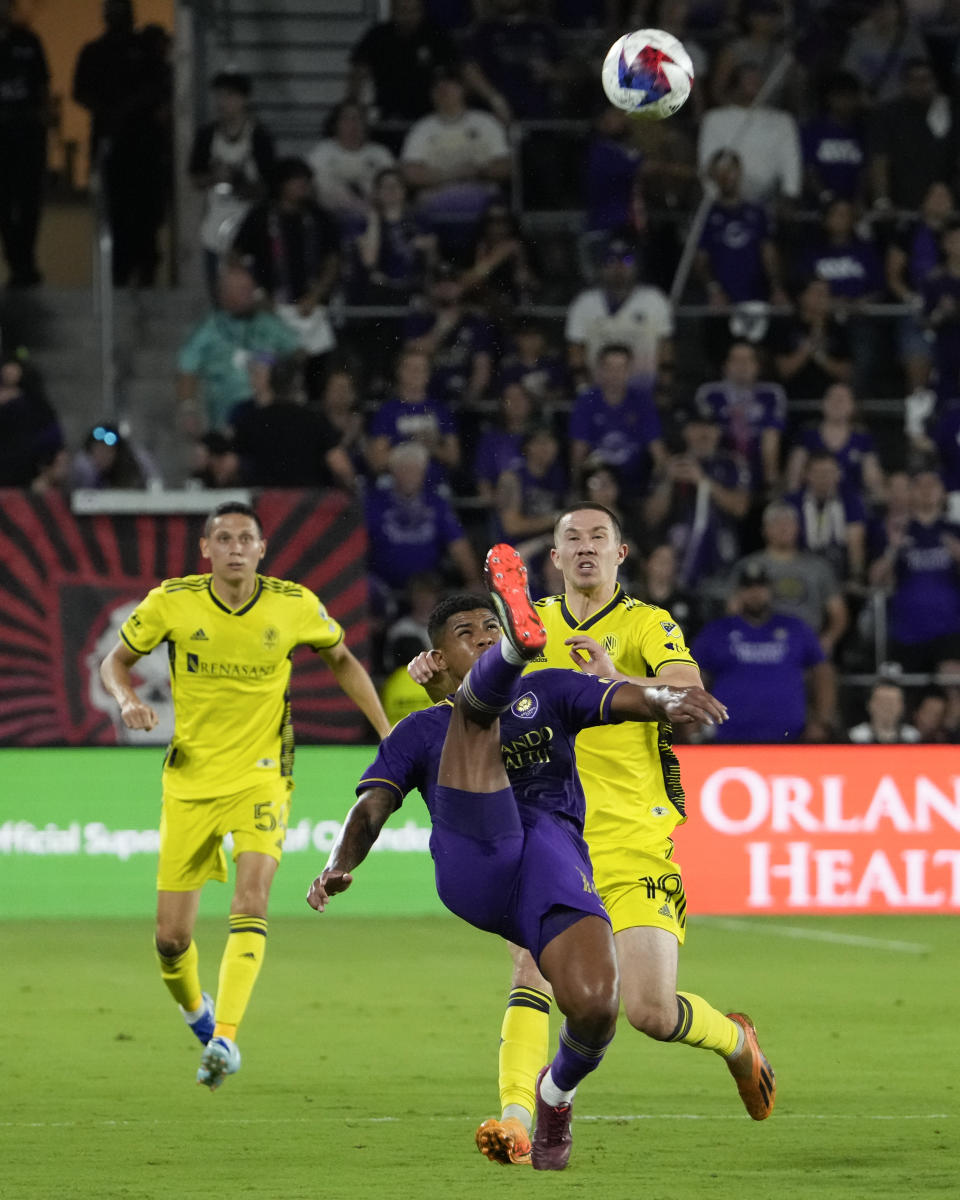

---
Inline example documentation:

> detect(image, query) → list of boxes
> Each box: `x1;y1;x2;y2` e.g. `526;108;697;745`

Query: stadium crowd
4;0;960;741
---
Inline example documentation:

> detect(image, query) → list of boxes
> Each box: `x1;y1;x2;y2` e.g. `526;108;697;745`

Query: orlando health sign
676;745;960;913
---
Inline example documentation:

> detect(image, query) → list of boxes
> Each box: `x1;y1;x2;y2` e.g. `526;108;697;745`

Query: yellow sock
213;915;267;1035
156;938;202;1012
669;991;739;1057
499;986;552;1118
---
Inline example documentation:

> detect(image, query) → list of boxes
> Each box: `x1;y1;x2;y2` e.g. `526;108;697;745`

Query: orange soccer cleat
484;544;547;660
475;1116;532;1166
726;1012;776;1120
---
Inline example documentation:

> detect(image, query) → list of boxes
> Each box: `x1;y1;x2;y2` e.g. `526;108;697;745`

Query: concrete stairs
209;0;378;156
2;286;207;485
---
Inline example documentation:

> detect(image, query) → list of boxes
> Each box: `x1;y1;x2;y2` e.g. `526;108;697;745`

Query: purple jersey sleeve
355;711;432;803
541;668;626;729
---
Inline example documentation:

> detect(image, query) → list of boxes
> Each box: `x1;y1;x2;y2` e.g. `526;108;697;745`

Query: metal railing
89;145;116;423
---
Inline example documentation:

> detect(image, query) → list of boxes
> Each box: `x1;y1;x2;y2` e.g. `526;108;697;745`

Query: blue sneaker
196;1036;241;1090
180;991;215;1045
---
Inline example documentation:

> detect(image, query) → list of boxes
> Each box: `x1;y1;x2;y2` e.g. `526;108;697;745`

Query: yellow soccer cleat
475;1116;532;1165
726;1012;776;1120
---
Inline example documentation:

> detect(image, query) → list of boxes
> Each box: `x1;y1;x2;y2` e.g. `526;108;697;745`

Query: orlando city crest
511;692;539;719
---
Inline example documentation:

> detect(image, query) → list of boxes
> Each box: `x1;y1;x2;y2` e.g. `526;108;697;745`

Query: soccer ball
601;28;694;120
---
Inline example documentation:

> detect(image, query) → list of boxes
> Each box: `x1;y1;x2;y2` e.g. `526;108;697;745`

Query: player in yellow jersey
100;501;391;1090
411;503;775;1163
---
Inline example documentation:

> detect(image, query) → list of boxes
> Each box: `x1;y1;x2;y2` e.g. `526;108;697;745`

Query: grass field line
2;1113;953;1130
700;918;933;953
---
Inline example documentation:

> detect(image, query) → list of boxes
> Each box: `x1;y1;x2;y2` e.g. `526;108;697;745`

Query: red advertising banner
0;489;372;746
674;745;960;914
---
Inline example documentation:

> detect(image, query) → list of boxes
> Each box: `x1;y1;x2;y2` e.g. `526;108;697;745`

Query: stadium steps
11;287;206;483
209;0;377;152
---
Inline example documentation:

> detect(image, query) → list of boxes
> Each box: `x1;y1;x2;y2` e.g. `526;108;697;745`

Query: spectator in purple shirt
365;441;480;596
799;198;883;397
351;167;437;303
785;450;867;585
404;261;495;409
473;381;533;503
492;426;568;593
569;343;666;498
692;560;835;743
644;413;751;589
923;223;960;404
869;468;960;672
497;320;567;407
695;148;788;306
365;346;461;489
693;340;786;495
583;106;644;234
784;381;885;506
801;71;867;207
885;181;953;398
462;0;563;122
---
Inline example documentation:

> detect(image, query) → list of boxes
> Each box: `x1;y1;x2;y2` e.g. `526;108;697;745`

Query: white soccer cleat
196;1035;241;1091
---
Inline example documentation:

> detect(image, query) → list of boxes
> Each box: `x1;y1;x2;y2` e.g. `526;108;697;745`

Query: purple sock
460;642;524;716
549;1021;613;1092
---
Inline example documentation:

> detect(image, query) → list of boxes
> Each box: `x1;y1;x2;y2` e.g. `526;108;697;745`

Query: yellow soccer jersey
525;585;698;862
119;574;343;799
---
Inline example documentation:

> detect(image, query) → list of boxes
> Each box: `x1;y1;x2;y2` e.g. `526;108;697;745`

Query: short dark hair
204;501;263;537
427;593;496;645
553;502;623;544
271;156;313;194
211;71;252;97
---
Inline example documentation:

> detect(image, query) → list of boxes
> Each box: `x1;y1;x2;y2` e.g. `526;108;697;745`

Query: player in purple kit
307;546;727;1169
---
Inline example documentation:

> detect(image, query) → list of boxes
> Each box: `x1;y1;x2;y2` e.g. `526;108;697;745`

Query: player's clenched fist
306;868;354;912
119;698;159;730
647;685;728;726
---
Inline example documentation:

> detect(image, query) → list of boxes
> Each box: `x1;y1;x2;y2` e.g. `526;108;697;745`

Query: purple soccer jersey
355;668;625;956
693;614;824;743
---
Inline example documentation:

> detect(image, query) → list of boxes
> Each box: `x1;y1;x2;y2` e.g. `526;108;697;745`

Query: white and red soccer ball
601;28;694;120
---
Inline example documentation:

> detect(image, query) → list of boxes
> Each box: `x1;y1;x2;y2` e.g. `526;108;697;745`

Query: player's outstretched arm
306;787;397;912
99;643;159;731
611;682;728;728
318;641;392;738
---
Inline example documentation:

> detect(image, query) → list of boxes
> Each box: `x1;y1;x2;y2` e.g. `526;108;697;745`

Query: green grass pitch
5;907;960;1200
3;914;957;1200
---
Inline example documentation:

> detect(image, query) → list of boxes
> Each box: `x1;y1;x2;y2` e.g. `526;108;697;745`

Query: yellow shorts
157;777;293;892
592;841;686;944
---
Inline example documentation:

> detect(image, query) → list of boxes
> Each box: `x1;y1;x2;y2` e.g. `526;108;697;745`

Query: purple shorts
429;786;609;963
